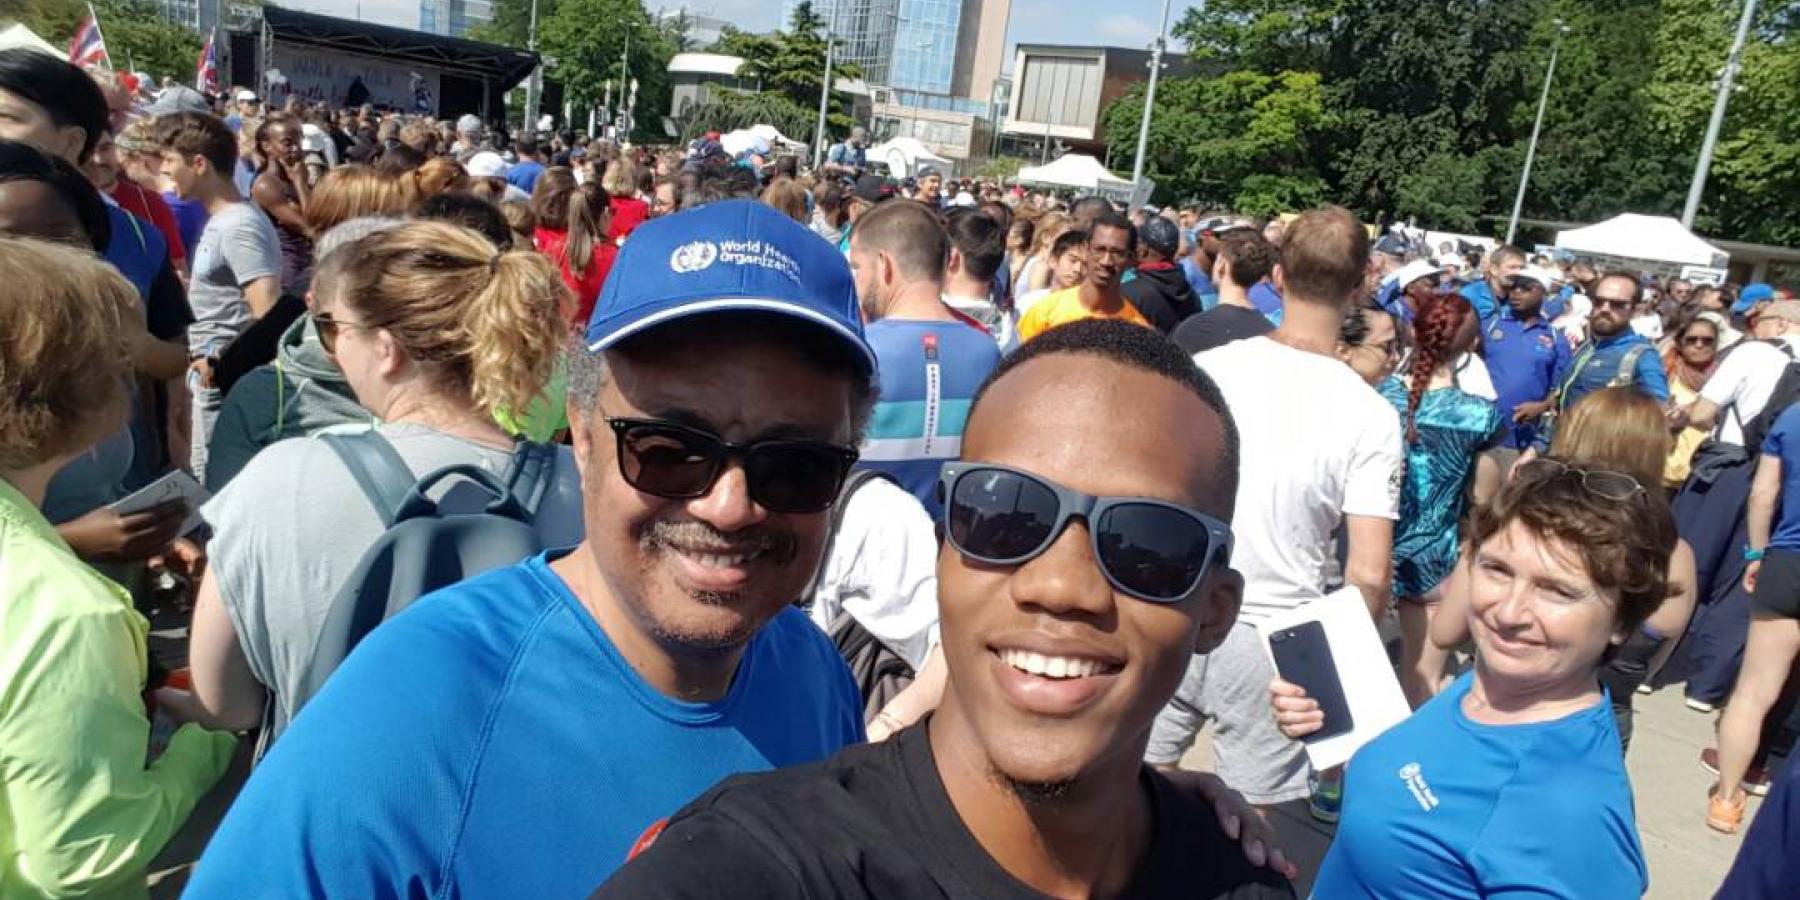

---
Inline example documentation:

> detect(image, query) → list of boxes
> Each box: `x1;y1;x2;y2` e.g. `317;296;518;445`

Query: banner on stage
268;44;440;114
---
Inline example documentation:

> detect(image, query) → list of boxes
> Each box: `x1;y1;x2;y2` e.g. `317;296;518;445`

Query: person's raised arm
252;172;311;238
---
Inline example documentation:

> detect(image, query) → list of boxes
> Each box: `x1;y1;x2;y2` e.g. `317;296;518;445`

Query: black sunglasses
939;462;1234;603
606;416;858;514
312;311;380;355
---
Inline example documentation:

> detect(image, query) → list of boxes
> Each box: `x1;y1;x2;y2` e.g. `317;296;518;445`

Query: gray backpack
275;431;557;743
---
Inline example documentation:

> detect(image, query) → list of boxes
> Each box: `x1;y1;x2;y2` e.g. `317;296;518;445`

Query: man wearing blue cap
185;200;879;897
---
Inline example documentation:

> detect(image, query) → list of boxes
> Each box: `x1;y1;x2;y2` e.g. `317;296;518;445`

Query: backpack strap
501;440;557;518
321;431;417;527
1612;344;1648;386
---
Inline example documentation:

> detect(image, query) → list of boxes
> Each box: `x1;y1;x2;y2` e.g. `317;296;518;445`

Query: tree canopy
11;0;203;83
479;0;675;142
1109;0;1800;245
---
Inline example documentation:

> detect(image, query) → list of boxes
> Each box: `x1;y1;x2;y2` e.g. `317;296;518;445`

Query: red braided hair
1405;292;1474;443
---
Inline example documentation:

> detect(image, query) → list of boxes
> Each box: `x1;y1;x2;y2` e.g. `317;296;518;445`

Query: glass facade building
797;0;963;96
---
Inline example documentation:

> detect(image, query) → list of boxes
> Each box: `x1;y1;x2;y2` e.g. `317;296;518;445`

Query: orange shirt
1017;287;1151;342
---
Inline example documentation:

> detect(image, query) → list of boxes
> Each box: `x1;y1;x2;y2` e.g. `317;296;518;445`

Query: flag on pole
67;5;110;70
196;29;221;95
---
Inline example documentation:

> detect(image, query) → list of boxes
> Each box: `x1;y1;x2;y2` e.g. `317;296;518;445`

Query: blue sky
662;0;1179;69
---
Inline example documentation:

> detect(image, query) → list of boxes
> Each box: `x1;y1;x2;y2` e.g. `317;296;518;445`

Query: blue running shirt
859;319;1001;519
184;552;865;898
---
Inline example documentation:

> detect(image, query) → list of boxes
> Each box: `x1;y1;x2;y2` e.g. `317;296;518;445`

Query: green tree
536;0;673;142
678;87;815;143
12;0;202;81
715;3;864;139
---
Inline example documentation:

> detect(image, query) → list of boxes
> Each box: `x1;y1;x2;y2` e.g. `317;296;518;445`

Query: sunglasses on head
939;462;1234;603
606;415;858;514
1515;458;1646;502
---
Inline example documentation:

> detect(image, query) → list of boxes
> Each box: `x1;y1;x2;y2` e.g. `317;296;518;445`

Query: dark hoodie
1122;260;1199;334
205;315;370;491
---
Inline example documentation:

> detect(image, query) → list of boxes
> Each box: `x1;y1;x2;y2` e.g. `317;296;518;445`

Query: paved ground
1178;685;1761;899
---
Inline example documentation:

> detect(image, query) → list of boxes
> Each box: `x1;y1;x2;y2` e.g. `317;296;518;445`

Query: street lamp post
523;0;541;131
1128;0;1174;213
1506;19;1567;246
1682;0;1760;228
814;34;835;170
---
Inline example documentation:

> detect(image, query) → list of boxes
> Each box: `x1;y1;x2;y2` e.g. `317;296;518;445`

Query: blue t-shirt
1480;312;1573;450
506;159;546;193
1248;280;1283;323
1761;405;1800;551
184;553;865;899
1459;279;1501;322
1181;256;1215;297
102;203;165;300
162;191;208;264
1315;673;1646;899
860;319;1002;519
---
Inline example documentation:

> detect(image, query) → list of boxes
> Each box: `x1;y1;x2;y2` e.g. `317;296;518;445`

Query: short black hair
1089;210;1137;254
944;207;1006;283
1050;229;1088;258
0;50;109;163
1069;196;1113;223
0;139;110;251
416;191;514;250
971;319;1240;510
515;137;539;157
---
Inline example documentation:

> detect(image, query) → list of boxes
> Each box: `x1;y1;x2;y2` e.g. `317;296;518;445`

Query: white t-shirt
1700;334;1800;446
809;475;940;670
1195;337;1404;622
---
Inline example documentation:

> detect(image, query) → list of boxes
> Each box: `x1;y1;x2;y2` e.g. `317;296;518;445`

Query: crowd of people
2;44;1799;898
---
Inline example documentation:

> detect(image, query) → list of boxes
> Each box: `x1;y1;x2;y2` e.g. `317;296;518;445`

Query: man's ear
1191;567;1245;656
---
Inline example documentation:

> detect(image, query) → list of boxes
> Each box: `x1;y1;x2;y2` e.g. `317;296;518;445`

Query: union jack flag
67;7;109;70
196;30;221;95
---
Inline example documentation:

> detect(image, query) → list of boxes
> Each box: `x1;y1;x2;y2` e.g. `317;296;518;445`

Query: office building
655;7;737;51
790;0;1008;103
419;0;494;37
999;43;1195;160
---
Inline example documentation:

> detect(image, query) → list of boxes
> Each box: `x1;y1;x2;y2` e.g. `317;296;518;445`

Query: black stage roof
257;5;539;90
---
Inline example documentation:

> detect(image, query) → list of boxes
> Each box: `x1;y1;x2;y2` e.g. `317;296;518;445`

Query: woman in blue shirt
1273;459;1674;899
1709;403;1800;832
1378;292;1502;707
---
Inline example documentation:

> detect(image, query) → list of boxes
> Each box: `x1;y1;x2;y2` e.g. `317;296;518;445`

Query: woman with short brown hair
0;237;237;896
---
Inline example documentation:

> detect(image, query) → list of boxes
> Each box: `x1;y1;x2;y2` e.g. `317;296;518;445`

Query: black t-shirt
1173;304;1274;355
592;722;1294;900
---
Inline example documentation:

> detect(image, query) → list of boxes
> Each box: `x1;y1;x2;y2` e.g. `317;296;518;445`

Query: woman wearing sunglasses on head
180;221;587;743
1271;458;1675;899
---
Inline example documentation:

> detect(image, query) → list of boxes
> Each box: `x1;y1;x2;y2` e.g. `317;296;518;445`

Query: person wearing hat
183;200;881;898
912;167;943;208
225;88;257;133
1478;265;1572;453
1377;257;1445;324
1122;214;1199;333
1732;282;1778;330
835;173;892;254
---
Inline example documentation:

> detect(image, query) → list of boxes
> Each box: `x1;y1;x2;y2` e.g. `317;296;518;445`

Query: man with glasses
1018;211;1151;342
186;201;876;897
1479;266;1572;453
1547;272;1670;433
593;320;1293;900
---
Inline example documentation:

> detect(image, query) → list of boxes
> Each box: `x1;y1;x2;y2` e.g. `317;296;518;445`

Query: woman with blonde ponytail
1376;291;1503;707
184;220;587;741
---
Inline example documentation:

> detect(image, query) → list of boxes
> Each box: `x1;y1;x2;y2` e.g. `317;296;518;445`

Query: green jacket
0;479;235;898
206;315;370;492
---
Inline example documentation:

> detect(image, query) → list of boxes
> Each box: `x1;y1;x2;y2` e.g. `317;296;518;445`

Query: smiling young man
593;320;1293;899
184;201;874;898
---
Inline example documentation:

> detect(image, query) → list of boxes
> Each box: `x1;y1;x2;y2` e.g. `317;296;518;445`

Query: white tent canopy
867;136;950;177
0;23;62;58
1555;213;1729;268
1015;153;1141;202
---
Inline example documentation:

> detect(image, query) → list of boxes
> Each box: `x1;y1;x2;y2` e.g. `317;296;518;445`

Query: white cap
456;113;483;134
1512;266;1556;291
950;191;976;207
300;123;330;153
1434;255;1464;269
465;151;509;178
235;89;257;102
1393;259;1445;290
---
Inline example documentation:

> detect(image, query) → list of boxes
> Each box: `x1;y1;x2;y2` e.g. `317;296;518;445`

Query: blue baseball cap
584;199;876;376
1735;282;1776;314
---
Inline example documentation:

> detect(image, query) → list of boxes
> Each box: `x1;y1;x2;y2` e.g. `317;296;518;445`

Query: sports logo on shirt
1398;762;1439;812
669;241;719;274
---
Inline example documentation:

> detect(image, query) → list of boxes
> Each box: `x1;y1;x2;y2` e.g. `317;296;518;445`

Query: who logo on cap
584;200;876;376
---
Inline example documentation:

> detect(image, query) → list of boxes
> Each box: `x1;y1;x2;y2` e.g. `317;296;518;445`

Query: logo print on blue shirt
1399;762;1440;811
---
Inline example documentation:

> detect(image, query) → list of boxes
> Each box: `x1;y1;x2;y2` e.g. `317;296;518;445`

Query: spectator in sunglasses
186;202;875;898
180;220;586;748
1661;310;1723;487
1480;267;1571;453
595;319;1293;899
1536;273;1668;454
1274;458;1673;898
